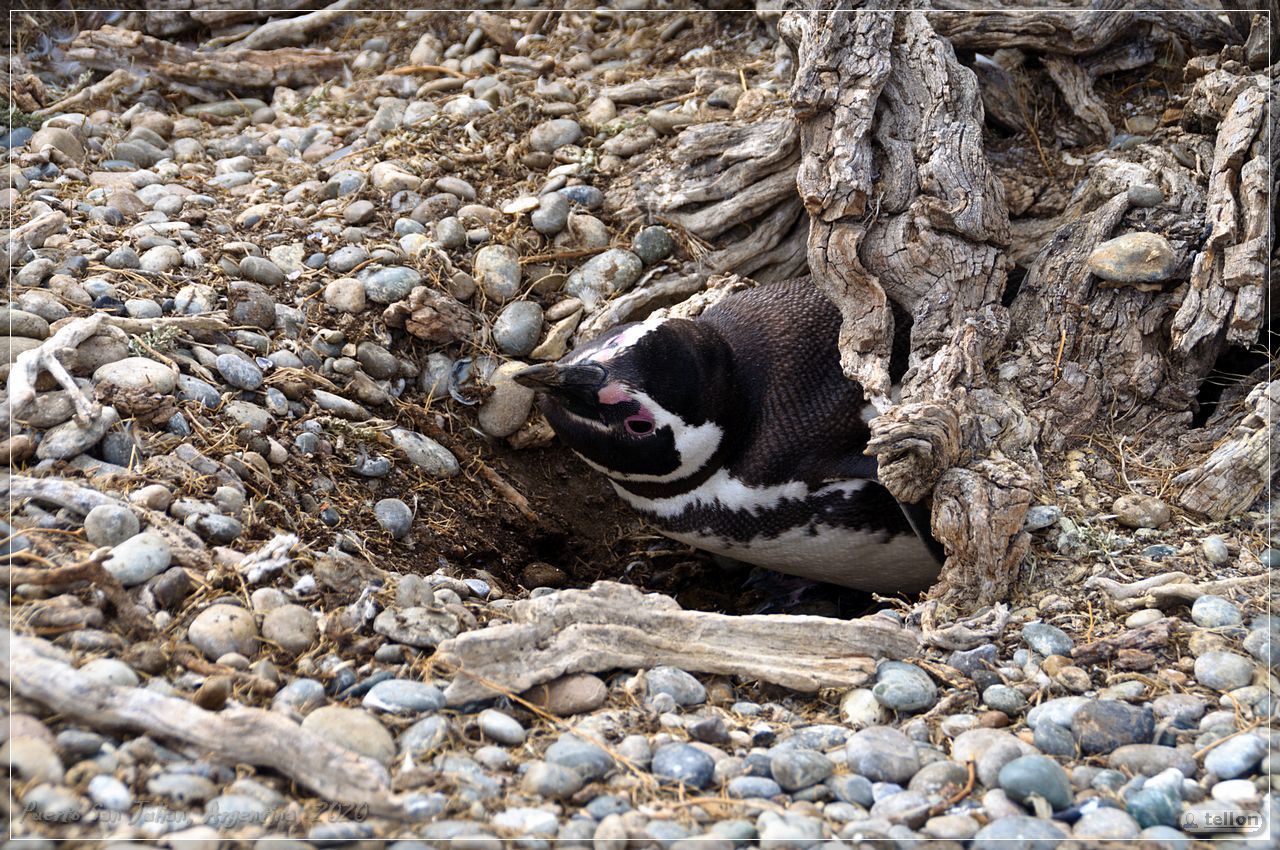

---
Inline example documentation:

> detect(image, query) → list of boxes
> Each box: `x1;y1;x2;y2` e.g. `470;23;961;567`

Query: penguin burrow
516;277;944;594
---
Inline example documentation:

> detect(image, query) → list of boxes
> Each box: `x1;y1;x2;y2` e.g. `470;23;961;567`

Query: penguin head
514;317;736;483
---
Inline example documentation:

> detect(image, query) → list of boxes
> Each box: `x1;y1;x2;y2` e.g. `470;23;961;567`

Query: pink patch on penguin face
597;382;632;405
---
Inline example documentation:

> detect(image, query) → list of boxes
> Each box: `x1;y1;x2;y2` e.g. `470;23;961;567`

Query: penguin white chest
610;472;940;592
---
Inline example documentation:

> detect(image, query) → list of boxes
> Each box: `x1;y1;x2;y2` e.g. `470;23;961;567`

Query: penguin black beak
513;363;563;390
514;362;608;398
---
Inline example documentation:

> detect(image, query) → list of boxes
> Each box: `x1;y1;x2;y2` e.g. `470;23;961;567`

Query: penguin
514;277;944;594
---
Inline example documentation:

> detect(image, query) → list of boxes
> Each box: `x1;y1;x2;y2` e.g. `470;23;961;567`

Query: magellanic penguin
514;277;944;594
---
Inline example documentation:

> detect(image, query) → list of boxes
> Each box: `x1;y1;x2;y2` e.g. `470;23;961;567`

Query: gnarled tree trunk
774;1;1272;608
603;1;1270;610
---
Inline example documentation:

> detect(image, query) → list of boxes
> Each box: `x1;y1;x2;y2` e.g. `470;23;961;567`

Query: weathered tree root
1086;571;1269;612
436;581;920;705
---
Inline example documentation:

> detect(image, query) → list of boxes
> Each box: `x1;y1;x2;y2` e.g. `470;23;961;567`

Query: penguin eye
624;415;654;436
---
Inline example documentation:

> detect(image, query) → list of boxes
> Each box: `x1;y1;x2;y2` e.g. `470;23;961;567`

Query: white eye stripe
569;316;668;365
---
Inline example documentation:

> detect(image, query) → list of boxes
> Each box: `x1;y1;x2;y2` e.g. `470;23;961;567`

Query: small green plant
5;102;41;132
128;326;182;357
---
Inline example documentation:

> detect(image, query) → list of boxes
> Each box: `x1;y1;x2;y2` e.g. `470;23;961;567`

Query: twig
8;548;154;637
387;64;467;79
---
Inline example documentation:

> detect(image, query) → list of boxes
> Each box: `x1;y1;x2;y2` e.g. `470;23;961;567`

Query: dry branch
7;548;153;637
2;629;418;819
66;25;351;90
435;581;920;705
1086;571;1269;612
930;5;1239;55
3;475;211;571
236;0;355;50
3;313;228;430
1072;617;1178;665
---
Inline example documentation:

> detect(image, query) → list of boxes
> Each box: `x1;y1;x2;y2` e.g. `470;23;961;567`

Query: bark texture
767;2;1270;608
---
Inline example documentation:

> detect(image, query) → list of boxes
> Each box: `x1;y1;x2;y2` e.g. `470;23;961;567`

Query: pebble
362;265;422;303
4;736;64;783
36;406;119;460
188;604;259;660
564;248;644;310
375;498;414;539
1073;807;1141;840
770;750;833;791
477;361;536;438
477;709;527;745
1071;700;1154;754
845;727;920;784
389;428;460;477
1194;650;1255;691
632;225;676;265
652;743;715;788
522;761;583;799
530;118;582;152
1203;733;1266;779
840;688;889;729
1022;621;1074;656
103;531;172;586
729;775;783;799
1112;493;1171;528
1201;535;1230;564
1108;744;1197;777
531;192;569;235
83;503;140;546
261;604;317;655
492;300;544;356
1126;785;1181;828
238;256;286;287
872;661;938;713
546;734;614;781
972;816;1068;849
645;666;707;706
301;706;395;766
87;774;133;812
473;244;522;302
523;672;608;716
324;277;367;313
1190;594;1242;628
363;679;446;715
1088;232;1178;284
215;353;264;391
997;755;1072;810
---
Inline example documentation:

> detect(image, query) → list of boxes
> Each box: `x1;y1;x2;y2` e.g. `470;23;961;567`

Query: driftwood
235;0;355;50
7;548;153;638
930;5;1238;55
66;25;351;90
435;581;920;705
1071;617;1178;665
4;475;211;571
144;1;313;37
1086;571;1270;612
3;313;228;430
780;8;1036;608
31;69;142;118
4;210;66;267
2;629;420;819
